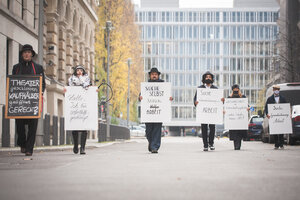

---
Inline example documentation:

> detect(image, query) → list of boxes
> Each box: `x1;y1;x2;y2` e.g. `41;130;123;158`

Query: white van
262;83;300;144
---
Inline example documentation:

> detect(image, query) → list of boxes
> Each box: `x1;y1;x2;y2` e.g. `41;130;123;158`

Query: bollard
52;115;58;145
59;117;65;145
44;114;50;146
2;105;10;147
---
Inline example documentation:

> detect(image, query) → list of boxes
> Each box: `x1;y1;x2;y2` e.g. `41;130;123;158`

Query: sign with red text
140;82;171;123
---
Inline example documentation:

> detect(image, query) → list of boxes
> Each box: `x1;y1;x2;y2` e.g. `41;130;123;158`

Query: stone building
0;0;98;147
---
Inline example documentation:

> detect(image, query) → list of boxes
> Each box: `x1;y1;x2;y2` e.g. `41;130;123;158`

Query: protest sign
196;88;223;124
268;103;292;134
65;86;98;130
5;75;42;119
140;82;171;123
224;98;248;130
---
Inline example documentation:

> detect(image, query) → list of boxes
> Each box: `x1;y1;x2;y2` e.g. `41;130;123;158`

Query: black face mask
205;79;213;84
233;91;239;95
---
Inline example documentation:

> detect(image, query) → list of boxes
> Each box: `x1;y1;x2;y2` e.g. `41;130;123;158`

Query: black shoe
25;152;32;156
73;146;79;154
234;147;240;150
203;147;208;151
209;145;215;150
151;149;158;153
80;147;86;155
21;147;26;153
148;144;151;152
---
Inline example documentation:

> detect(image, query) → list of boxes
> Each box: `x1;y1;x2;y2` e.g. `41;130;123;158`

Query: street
0;137;300;200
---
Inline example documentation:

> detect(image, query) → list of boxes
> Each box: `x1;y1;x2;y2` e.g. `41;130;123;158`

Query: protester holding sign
65;65;92;155
264;85;288;149
194;71;224;151
139;67;173;154
12;44;46;156
226;84;249;150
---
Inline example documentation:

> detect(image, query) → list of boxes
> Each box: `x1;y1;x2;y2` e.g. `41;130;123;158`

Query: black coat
264;94;287;115
228;94;248;140
193;84;218;107
12;60;46;92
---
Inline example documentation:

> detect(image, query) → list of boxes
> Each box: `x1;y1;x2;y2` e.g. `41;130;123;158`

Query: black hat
73;65;86;75
20;44;36;57
202;71;214;83
148;67;161;75
232;84;240;90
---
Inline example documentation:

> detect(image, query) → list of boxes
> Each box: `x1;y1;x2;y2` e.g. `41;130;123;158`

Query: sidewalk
0;139;133;152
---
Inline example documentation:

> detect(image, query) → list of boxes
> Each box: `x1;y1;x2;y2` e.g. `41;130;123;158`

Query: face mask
274;90;280;95
205;79;213;84
233;91;239;95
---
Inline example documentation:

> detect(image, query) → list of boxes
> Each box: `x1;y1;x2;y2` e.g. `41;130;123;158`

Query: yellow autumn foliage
95;0;143;122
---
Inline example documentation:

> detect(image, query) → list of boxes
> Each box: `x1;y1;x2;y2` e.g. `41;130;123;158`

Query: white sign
64;86;98;130
224;98;248;130
196;88;223;124
268;103;292;135
140;82;171;123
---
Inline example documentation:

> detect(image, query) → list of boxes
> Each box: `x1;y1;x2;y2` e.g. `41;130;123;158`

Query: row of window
136;11;279;23
141;25;278;41
143;41;276;56
144;57;271;72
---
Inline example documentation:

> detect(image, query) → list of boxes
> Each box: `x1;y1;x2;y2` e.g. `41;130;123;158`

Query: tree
95;0;143;122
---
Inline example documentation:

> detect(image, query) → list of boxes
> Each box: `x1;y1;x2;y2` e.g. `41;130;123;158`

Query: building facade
0;0;98;146
135;0;279;133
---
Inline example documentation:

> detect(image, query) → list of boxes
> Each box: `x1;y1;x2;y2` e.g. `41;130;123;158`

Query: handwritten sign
140;82;171;123
224;98;248;130
64;86;98;130
196;88;223;124
5;75;42;119
268;103;292;134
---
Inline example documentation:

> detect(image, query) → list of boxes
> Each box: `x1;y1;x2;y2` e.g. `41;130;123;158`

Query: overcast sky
132;0;234;8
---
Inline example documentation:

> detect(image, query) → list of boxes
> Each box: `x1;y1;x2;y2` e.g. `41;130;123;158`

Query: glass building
135;0;279;132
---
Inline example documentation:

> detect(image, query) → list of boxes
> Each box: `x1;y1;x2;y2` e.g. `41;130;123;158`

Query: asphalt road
0;137;300;200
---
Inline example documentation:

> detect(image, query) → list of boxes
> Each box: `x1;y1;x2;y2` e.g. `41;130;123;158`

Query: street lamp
105;21;114;140
127;58;131;127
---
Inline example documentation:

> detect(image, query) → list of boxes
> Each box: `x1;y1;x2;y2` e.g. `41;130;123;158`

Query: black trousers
274;134;284;147
72;131;87;148
16;119;38;153
146;123;162;151
201;124;215;148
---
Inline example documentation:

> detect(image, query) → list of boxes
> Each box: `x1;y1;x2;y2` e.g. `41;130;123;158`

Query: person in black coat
264;85;287;149
227;84;249;150
12;44;46;156
194;71;223;151
139;67;173;153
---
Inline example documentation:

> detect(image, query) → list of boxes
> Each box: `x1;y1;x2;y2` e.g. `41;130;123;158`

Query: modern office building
135;0;279;134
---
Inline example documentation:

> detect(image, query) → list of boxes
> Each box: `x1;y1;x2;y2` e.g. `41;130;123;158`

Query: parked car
130;126;146;137
246;115;263;141
290;105;300;144
262;83;300;144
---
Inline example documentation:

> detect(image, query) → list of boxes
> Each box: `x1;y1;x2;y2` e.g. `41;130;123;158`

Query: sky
132;0;234;8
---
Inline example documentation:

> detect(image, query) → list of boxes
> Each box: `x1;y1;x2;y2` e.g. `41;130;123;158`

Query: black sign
5;75;42;119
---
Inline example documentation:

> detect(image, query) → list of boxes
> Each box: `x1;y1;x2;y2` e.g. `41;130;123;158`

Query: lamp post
127;58;131;127
105;21;113;140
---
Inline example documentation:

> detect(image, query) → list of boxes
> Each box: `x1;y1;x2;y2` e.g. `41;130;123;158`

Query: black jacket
12;60;46;92
193;84;218;106
264;94;287;115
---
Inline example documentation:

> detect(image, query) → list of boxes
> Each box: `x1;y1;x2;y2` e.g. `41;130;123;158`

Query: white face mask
274;90;280;95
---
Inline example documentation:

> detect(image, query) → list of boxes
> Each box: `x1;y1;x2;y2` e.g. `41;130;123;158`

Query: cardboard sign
5;75;42;119
64;86;98;130
268;103;292;134
196;88;223;124
140;82;171;123
224;98;248;130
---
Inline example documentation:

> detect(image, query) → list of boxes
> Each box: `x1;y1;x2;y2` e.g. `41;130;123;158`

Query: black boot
80;132;87;155
72;131;79;154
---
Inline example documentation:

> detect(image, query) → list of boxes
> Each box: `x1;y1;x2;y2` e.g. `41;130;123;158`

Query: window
162;12;165;22
188;26;193;39
188;12;193;22
166;12;170;22
251;26;257;40
200;26;206;39
215;42;220;55
172;106;178;118
193;26;199;39
237;26;243;40
230;58;236;71
175;12;179;22
180;12;184;22
231;26;236;40
193;42;199;55
244;58;250;71
223;26;229;39
179;58;185;71
223;12;228;22
245;12;250;22
258;12;263;22
187;58;192;70
214;26;220;39
193;58;199;71
160;26;165;39
232;12;236;22
166;26;171;39
250;12;256;22
193;74;199;86
244;26;250;40
152;26;157;40
153;12;157;22
180;26;185;39
174;26;179;39
216;12;220;22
